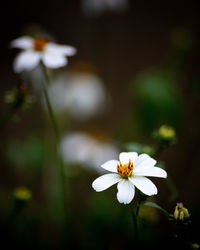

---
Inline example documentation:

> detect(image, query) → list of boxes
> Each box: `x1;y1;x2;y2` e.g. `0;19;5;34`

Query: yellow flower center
33;37;49;51
117;159;133;177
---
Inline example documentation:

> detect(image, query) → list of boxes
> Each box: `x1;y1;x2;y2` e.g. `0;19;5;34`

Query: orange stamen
33;37;49;51
117;159;133;177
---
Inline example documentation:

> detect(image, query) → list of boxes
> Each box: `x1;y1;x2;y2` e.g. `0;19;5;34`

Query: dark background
0;1;200;249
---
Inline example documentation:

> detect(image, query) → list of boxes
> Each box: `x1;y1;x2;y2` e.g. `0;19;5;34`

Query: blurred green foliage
5;136;49;175
83;192;160;249
124;142;155;156
131;69;184;134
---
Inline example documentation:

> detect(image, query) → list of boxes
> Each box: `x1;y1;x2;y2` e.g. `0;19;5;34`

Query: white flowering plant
92;152;167;204
0;15;197;249
11;36;76;72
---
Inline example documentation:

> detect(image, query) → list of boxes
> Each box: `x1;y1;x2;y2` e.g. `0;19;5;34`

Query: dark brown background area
1;0;200;190
0;1;200;248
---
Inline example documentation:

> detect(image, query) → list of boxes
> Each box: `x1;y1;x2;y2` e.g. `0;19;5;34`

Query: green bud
158;125;176;140
191;243;200;249
173;202;190;221
13;187;32;201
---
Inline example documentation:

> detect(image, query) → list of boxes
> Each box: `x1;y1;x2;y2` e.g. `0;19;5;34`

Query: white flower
92;152;167;204
63;73;106;120
47;72;106;120
81;0;129;17
60;132;119;173
11;36;76;72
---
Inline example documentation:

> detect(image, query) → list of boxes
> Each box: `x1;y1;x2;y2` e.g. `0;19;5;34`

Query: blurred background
0;0;200;249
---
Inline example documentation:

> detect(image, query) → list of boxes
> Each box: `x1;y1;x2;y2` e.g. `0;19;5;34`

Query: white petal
42;52;67;68
134;167;167;178
101;160;119;173
134;153;156;171
119;152;138;165
129;176;157;196
10;36;33;49
117;179;135;204
13;51;41;73
135;153;150;165
46;43;77;56
92;173;120;192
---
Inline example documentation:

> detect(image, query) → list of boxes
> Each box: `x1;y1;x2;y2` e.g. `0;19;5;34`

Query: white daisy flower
81;0;129;17
92;152;167;204
60;132;119;173
47;72;106;120
11;36;77;73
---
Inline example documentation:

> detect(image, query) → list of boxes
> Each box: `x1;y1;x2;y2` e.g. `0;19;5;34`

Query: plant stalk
129;203;139;246
41;63;68;218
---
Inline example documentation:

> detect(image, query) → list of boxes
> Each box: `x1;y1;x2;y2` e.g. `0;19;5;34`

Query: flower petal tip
91;181;99;192
161;170;167;178
121;201;131;205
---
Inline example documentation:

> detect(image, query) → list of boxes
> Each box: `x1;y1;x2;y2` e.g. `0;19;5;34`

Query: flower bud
13;187;32;201
4;83;33;110
191;243;200;249
173;202;190;221
158;125;176;141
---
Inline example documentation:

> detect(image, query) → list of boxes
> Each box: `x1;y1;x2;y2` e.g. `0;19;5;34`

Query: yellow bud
191;243;200;249
158;125;176;140
174;205;179;220
182;207;189;218
13;187;32;201
173;203;190;221
179;211;185;220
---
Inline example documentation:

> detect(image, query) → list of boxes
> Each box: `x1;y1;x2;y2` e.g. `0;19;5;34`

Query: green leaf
144;202;169;217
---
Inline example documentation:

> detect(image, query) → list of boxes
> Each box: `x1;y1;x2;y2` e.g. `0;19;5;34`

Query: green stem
166;175;179;202
154;143;178;202
129;203;139;246
135;199;141;218
154;143;166;158
41;63;68;218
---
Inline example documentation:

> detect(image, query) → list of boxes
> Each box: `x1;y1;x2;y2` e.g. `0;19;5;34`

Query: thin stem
129;203;139;246
154;143;165;158
154;143;178;202
166;175;179;202
41;63;68;218
135;198;141;218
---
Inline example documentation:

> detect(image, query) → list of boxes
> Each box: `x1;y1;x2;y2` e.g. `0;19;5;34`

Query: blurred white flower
92;152;167;204
81;0;129;17
48;72;106;120
11;36;76;72
60;132;119;173
47;73;69;113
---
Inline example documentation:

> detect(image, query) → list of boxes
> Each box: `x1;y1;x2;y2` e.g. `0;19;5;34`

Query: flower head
47;71;106;120
191;243;200;249
158;125;176;141
11;36;77;72
92;152;167;204
173;202;190;221
81;0;129;17
60;132;119;173
13;187;32;201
